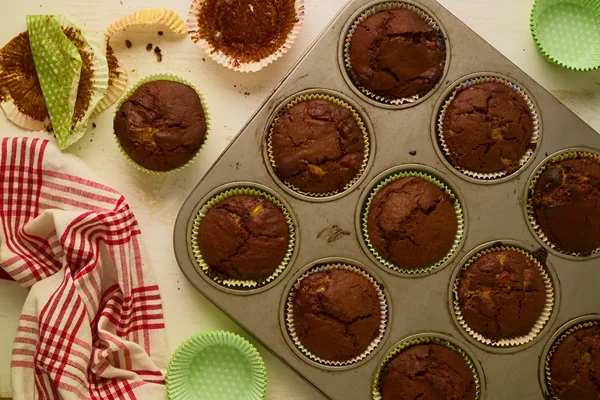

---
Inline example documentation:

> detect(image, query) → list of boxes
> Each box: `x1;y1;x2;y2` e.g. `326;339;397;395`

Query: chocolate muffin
349;9;445;100
367;177;458;269
114;80;207;172
458;249;546;340
270;99;365;194
380;344;476;400
548;325;600;400
532;158;600;254
292;269;381;362
442;82;535;174
197;195;289;281
195;0;297;64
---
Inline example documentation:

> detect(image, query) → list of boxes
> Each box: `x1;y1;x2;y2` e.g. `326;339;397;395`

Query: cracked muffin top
197;195;289;281
367;177;458;269
291;268;381;362
380;344;476;400
114;80;207;172
458;249;546;340
349;9;445;100
532;158;600;255
270;99;365;194
549;325;600;400
442;82;534;174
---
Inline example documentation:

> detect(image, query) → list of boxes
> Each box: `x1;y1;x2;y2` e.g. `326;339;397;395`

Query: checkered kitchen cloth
0;137;168;399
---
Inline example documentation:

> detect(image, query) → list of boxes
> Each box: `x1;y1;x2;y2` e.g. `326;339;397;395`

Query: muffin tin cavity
338;0;450;109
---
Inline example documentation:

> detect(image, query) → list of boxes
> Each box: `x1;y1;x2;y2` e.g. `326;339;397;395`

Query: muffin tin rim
538;313;600;398
262;87;376;203
447;239;561;354
430;71;543;185
336;0;452;110
355;164;468;278
185;181;300;296
523;147;600;261
278;257;393;371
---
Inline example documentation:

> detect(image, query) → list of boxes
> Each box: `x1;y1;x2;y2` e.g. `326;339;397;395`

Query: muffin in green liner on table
113;74;209;173
191;187;296;290
362;171;464;274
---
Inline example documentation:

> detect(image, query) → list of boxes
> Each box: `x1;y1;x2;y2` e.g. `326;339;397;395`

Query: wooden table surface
1;0;599;398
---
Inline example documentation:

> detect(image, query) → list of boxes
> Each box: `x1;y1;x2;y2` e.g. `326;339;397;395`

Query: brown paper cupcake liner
436;75;540;181
187;0;305;72
343;1;446;105
285;263;388;367
526;150;600;257
372;335;481;400
544;319;600;399
361;170;464;275
266;93;370;198
452;245;554;348
191;186;296;290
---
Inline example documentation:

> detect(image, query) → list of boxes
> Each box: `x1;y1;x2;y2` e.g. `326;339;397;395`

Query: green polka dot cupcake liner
113;73;210;174
452;245;555;348
26;15;109;149
266;92;370;198
361;170;465;275
526;150;600;257
531;0;600;71
343;1;447;105
543;317;600;399
372;335;481;400
436;75;540;181
285;263;388;367
166;330;267;400
190;186;296;290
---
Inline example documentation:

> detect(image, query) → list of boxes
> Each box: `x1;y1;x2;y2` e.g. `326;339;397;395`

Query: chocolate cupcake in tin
346;4;446;103
530;155;600;255
268;95;368;196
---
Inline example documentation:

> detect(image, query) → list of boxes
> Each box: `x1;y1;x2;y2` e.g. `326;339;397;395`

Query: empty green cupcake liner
452;245;554;348
190;186;296;290
166;330;267;400
436;75;540;181
285;263;388;367
343;1;446;105
113;73;211;174
267;92;370;198
530;0;600;71
526;150;600;257
544;319;600;399
372;336;481;400
361;170;465;275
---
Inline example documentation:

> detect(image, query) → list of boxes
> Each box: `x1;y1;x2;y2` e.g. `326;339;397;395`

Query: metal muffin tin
173;0;600;398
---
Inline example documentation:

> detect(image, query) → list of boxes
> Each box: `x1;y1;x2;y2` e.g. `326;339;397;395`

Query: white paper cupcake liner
191;187;296;290
526;150;600;257
187;0;305;72
452;245;554;347
285;263;387;367
436;75;540;180
266;92;370;198
343;1;446;105
0;97;50;131
93;44;127;116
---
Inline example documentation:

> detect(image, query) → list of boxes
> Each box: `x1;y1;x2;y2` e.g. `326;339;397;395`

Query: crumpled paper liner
361;170;464;275
186;0;305;72
526;150;600;257
285;263;388;367
436;75;540;181
452;245;555;348
1;96;50;131
190;186;295;290
266;92;370;198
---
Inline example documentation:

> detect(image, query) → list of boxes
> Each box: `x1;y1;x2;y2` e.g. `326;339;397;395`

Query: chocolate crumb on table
158;31;163;36
92;123;96;128
409;151;417;156
146;43;153;51
125;39;132;48
154;46;162;62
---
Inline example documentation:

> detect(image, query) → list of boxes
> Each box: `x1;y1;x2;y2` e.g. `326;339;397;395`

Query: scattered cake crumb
125;40;132;48
409;150;417;156
244;92;250;96
154;46;162;62
92;123;96;128
146;43;153;51
158;31;163;36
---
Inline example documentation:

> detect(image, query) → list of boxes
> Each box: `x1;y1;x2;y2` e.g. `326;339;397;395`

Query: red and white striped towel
0;137;168;399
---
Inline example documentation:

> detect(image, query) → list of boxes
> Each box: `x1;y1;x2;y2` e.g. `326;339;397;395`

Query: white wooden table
1;0;599;398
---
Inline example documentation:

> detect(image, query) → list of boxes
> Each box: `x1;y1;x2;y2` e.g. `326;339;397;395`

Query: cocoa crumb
154;46;162;62
146;43;153;51
154;46;161;54
125;40;132;48
244;92;250;96
202;58;205;62
92;123;96;128
409;151;417;156
158;31;163;36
